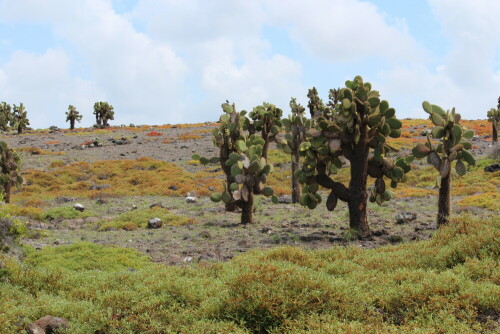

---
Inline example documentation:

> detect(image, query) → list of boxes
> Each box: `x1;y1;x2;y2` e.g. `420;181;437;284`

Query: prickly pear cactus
66;105;83;130
94;102;114;128
411;102;475;225
487;98;500;143
11;103;30;134
276;98;311;203
307;87;325;118
248;102;283;160
0;141;23;203
297;76;411;237
0;102;12;131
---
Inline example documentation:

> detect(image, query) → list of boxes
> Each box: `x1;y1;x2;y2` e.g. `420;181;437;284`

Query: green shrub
41;206;92;221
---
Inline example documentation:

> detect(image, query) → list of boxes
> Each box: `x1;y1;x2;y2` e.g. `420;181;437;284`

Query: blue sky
0;0;499;128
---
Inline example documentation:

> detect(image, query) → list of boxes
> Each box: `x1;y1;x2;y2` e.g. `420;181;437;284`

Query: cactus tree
94;102;114;128
248;102;283;160
277;98;310;203
11;103;30;134
66;105;83;130
0;141;22;203
411;102;475;226
297;76;411;237
307;87;325;119
487;97;500;143
0;102;12;131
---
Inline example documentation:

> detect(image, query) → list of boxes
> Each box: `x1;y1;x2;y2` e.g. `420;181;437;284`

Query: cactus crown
412;102;475;177
277;98;311;154
12;103;30;127
66;105;83;122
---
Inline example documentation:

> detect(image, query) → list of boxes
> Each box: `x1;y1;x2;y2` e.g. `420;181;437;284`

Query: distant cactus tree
11;103;30;134
277;98;310;203
0;102;12;131
194;102;278;224
297;76;411;237
248;102;283;160
307;87;325;119
66;105;82;130
487;97;500;143
411;102;475;226
93;102;114;128
0;141;22;203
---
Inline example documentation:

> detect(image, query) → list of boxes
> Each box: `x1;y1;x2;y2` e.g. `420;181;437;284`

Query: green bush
41;206;92;221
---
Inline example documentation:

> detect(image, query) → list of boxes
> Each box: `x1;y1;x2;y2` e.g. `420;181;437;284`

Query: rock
88;184;110;190
147;217;163;229
131;205;138;210
55;196;75;203
299;232;324;242
484;163;500;173
183;256;193;262
149;202;164;209
27;315;69;334
168;185;178;191
185;196;197;203
96;198;107;205
73;203;85;212
278;195;293;204
395;212;417;224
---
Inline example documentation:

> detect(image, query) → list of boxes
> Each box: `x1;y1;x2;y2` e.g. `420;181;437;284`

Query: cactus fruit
0;102;12;131
93;102;114;128
66;105;83;130
0;141;22;203
276;98;311;203
411;102;475;226
297;76;410;238
194;102;277;224
11;103;30;134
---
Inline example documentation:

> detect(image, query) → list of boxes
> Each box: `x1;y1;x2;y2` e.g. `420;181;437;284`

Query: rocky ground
1;122;497;265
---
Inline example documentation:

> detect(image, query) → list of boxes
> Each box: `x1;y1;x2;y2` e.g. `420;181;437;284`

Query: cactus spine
0;102;12;132
277;98;310;203
297;76;410;237
411;102;475;226
487;97;500;143
12;103;30;134
0;141;22;203
66;105;83;130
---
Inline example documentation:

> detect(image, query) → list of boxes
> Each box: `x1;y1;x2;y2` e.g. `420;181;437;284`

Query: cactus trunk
219;142;237;212
240;190;254;224
348;139;370;237
437;168;451;226
17;124;22;134
291;152;300;203
3;182;11;203
493;123;498;143
70;119;75;130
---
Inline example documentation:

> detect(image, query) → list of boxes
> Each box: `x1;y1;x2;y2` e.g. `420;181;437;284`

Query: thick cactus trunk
17;124;22;134
70;119;75;130
240;191;254;224
348;146;370;238
437;171;451;226
220;144;237;212
493;123;498;143
291;152;300;203
3;182;11;203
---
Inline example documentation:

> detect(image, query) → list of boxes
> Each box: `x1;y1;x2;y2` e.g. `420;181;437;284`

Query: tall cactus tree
0;102;12;131
66;105;83;130
297;76;411;237
195;103;278;224
11;103;30;134
487;97;500;143
0;141;22;203
411;102;475;226
93;102;114;128
277;98;310;203
307;87;325;119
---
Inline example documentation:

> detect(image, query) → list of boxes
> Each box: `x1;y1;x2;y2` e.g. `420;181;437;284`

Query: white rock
73;203;85;212
185;196;197;203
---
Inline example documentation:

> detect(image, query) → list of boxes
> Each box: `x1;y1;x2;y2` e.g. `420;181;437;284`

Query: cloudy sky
0;0;499;128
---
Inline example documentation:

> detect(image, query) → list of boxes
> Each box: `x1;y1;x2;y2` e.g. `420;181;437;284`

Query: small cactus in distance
11;103;30;134
66;105;83;130
411;102;475;226
487;97;500;143
0;102;12;131
93;102;115;128
276;98;311;203
0;141;23;203
297;76;411;237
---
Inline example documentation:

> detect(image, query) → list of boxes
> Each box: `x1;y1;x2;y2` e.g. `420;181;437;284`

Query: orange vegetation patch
178;133;202;141
457;192;500;211
13;157;223;203
16;147;65;156
44;140;60;145
461;119;490;136
146;131;163;136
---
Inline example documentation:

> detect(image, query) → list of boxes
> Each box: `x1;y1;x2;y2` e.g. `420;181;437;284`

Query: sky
0;0;499;129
